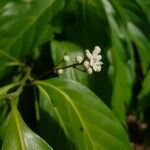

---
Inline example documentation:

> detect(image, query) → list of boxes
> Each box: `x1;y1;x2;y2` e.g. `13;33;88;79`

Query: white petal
93;46;101;56
96;66;102;72
96;60;103;65
85;50;93;59
83;61;90;69
96;55;102;61
99;61;103;65
93;65;98;71
87;68;93;74
90;59;95;66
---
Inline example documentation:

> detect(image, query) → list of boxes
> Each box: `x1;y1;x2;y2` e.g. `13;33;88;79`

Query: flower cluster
57;46;103;75
84;46;103;74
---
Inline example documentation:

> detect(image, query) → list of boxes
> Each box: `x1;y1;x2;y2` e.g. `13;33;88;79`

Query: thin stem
32;61;85;81
55;59;64;68
6;67;31;102
58;63;79;70
74;66;86;72
15;67;31;96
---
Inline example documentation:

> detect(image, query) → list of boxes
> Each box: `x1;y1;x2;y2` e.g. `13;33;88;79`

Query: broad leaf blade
127;22;150;74
1;110;53;150
36;78;132;150
101;0;134;124
0;0;64;79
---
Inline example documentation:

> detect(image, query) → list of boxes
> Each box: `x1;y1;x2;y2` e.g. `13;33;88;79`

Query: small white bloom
75;55;84;64
87;68;93;74
57;69;64;75
85;46;102;73
83;60;90;69
63;55;70;62
94;46;101;53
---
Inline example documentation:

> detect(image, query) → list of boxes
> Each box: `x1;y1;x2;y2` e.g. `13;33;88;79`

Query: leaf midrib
38;85;69;138
37;81;97;150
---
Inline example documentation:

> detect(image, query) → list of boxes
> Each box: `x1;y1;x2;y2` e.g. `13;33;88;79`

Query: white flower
57;69;64;75
85;46;103;72
63;55;70;62
75;55;84;64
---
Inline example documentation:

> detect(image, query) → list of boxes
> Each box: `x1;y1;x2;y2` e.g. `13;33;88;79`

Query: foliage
0;0;150;149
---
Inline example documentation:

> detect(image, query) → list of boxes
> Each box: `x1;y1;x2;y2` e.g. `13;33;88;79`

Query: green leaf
110;34;133;125
135;0;150;22
0;0;64;79
1;108;53;150
36;78;132;150
127;22;150;74
51;40;89;86
102;0;134;124
138;71;150;100
0;82;20;124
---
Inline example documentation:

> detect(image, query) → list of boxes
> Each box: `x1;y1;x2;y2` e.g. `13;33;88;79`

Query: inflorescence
56;46;103;75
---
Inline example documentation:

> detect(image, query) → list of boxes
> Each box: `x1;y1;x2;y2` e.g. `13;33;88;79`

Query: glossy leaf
127;22;150;74
36;78;132;150
1;108;53;150
0;0;64;79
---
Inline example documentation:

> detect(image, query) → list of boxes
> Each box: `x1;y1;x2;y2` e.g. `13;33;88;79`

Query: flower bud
57;69;64;75
83;61;90;69
75;56;83;64
63;55;70;62
87;68;93;74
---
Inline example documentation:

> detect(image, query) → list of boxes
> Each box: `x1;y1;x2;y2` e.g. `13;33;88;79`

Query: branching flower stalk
56;46;103;75
32;46;103;81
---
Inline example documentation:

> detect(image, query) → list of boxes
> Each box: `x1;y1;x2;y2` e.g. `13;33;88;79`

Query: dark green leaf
0;0;64;79
102;0;134;124
36;78;132;150
61;0;109;48
127;22;150;74
138;71;150;102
